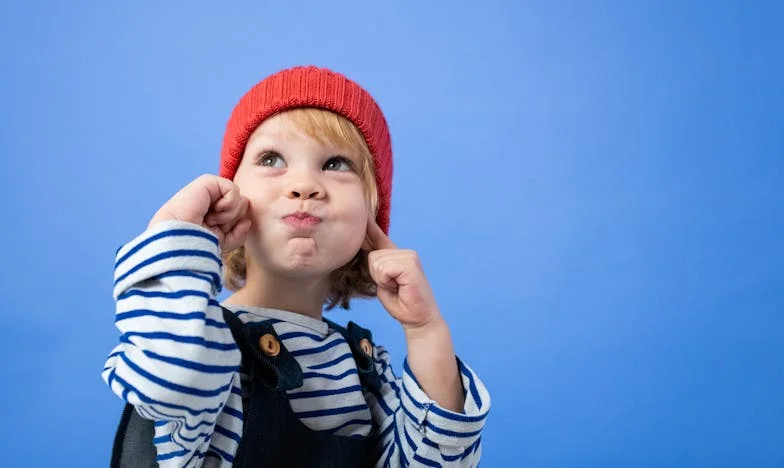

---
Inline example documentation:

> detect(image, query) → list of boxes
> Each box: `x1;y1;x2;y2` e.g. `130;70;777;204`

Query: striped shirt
102;221;490;467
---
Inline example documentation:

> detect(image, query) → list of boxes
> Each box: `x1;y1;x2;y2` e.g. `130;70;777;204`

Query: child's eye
257;152;286;168
323;156;354;172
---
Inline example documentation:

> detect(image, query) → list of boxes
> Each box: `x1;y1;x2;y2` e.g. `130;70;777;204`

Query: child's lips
282;212;322;228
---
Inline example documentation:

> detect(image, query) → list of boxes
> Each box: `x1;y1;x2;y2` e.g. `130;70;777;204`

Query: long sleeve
101;221;242;467
366;346;491;467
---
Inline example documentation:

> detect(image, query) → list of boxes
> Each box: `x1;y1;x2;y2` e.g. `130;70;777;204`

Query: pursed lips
281;211;322;228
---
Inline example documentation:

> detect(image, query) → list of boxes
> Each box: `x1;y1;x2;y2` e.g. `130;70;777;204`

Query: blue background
1;1;782;466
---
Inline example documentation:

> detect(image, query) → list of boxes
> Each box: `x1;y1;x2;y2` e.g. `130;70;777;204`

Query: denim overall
111;307;382;467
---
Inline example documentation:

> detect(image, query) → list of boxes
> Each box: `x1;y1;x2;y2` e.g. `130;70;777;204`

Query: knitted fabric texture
219;66;393;233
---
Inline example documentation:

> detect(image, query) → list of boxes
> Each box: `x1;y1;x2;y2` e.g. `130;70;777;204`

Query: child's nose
286;181;325;200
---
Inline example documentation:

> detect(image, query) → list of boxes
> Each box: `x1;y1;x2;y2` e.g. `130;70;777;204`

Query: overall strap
221;306;303;392
324;318;382;394
110;403;157;468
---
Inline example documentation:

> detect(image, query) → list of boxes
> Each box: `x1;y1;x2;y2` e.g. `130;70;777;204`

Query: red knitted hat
219;66;393;234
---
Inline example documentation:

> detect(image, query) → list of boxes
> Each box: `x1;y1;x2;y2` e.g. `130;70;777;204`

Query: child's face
233;112;370;279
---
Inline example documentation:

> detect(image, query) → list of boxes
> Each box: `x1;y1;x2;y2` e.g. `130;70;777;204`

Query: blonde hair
222;108;379;310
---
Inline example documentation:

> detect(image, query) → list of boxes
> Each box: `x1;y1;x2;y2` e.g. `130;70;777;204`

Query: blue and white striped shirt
102;221;490;467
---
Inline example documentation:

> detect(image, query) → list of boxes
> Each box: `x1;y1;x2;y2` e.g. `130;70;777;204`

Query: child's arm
368;345;490;466
101;175;251;466
403;316;464;410
363;219;491;466
364;219;466;410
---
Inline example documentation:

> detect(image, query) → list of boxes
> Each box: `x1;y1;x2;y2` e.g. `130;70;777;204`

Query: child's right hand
148;174;251;252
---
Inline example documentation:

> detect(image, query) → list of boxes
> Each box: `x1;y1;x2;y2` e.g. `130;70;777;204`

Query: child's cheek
344;196;371;245
250;200;274;226
239;184;274;216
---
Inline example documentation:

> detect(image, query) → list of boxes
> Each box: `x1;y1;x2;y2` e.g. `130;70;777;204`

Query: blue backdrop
1;1;782;466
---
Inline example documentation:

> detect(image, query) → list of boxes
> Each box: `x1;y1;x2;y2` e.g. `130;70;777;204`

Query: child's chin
259;239;358;276
269;255;333;278
273;254;353;279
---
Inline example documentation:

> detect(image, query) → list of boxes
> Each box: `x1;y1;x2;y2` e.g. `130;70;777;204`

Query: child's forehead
247;111;356;154
247;119;317;153
249;113;303;141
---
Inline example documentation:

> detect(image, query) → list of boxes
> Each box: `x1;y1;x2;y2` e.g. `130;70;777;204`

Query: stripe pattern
102;221;490;467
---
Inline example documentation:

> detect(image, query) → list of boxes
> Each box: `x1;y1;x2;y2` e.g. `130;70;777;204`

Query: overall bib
111;308;382;467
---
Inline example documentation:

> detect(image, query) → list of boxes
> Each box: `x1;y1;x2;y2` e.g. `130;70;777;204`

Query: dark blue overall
110;307;382;467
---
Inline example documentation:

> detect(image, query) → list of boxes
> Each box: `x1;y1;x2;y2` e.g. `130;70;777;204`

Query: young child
102;66;490;467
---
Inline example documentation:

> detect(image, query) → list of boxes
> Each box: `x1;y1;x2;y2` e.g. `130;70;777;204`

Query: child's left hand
363;218;442;331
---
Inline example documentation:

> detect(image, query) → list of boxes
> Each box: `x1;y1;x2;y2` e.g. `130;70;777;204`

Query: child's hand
363;218;442;331
148;174;251;252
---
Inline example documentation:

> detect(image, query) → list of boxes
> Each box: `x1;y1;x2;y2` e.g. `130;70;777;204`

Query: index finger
363;216;397;251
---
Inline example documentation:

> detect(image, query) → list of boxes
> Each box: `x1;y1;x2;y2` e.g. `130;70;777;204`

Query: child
103;66;490;467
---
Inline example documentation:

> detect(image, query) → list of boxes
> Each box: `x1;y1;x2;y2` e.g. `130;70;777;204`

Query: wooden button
259;334;280;357
359;338;373;357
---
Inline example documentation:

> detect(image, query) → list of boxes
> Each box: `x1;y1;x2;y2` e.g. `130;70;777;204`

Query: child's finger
219;198;251;238
206;196;249;226
213;184;243;212
363;217;396;251
207;225;225;245
222;217;252;252
367;255;400;290
197;175;240;208
236;196;250;220
205;210;235;227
